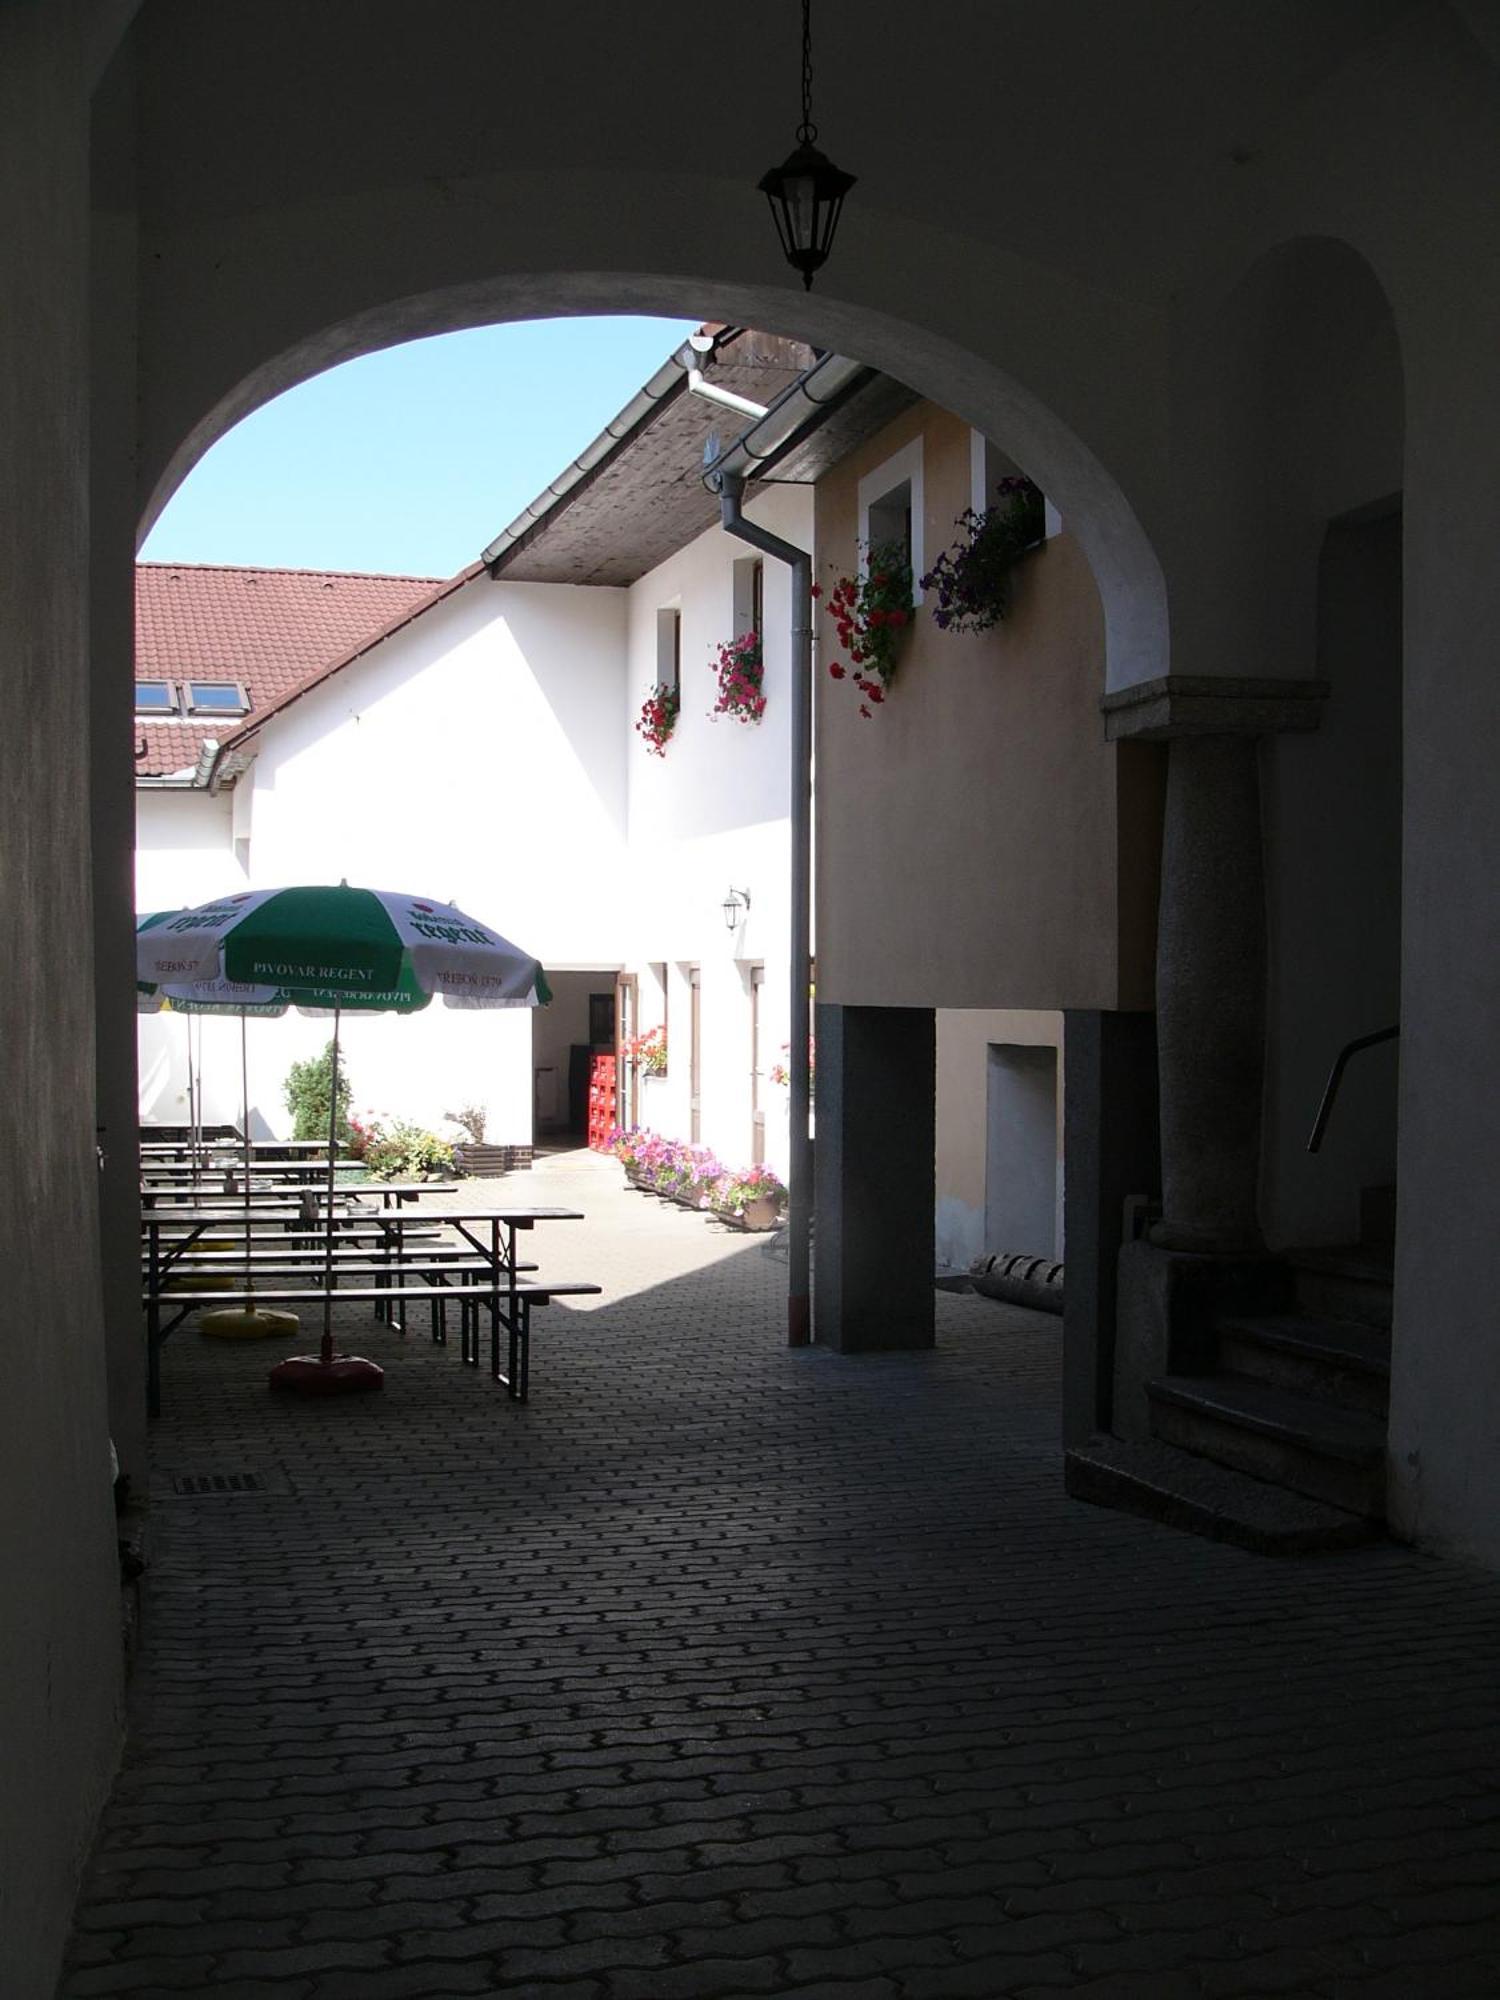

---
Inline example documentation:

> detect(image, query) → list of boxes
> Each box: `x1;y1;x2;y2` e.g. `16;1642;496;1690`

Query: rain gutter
136;738;221;789
700;350;872;490
480;327;745;572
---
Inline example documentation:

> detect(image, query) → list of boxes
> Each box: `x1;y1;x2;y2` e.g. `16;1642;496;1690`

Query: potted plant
636;680;681;755
710;630;766;724
609;1126;652;1186
362;1118;455;1181
817;542;914;719
447;1101;508;1177
920;478;1045;633
712;1164;787;1231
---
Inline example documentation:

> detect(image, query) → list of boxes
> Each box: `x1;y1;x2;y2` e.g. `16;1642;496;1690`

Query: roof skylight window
185;682;249;716
134;681;176;714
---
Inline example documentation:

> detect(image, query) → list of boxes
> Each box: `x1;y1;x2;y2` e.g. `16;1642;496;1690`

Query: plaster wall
230;572;630;1143
136;785;238;911
134;790;257;1131
0;12;124;1991
617;491;808;1182
814;403;1154;1013
936;1010;1062;1271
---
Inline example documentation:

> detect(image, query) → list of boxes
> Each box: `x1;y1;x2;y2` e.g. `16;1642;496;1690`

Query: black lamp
723;887;752;931
758;0;855;291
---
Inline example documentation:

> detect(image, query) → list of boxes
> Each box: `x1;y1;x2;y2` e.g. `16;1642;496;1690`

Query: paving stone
57;1152;1500;1997
292;1966;502;2000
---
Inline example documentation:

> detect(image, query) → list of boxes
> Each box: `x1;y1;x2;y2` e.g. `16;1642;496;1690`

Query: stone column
1103;677;1327;1255
814;1001;935;1352
1062;1009;1159;1441
1151;735;1266;1250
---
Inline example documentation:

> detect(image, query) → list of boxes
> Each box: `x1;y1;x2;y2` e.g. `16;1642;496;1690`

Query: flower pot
739;1194;781;1231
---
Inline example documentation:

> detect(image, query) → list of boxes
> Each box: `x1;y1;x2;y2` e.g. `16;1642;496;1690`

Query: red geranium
821;542;914;719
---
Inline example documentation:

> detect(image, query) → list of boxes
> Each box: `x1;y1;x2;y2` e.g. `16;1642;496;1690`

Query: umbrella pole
322;1005;340;1365
242;1011;254;1293
187;1017;199;1194
268;998;378;1394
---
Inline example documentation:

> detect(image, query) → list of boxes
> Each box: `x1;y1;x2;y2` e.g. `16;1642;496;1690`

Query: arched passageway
9;7;1500;1991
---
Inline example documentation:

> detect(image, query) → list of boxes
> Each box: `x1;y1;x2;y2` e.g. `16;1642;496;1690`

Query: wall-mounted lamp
723;887;752;932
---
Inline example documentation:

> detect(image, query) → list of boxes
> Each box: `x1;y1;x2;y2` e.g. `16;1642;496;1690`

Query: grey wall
0;10;125;1991
985;1045;1060;1258
1263;512;1403;1248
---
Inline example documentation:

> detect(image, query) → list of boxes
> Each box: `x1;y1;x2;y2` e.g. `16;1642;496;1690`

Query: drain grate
168;1470;272;1497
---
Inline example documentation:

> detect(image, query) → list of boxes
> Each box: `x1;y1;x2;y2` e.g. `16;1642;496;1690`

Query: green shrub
363;1119;455;1182
283;1042;352;1144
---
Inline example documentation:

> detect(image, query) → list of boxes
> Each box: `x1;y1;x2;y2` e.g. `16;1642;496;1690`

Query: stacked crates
586;1051;618;1151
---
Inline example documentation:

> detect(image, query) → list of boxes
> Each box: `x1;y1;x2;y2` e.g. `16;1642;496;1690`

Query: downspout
703;346;870;1350
714;471;814;1348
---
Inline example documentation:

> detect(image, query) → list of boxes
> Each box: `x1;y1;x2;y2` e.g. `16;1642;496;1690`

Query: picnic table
140;1137;328;1157
141;1157;357;1186
139;1184;371;1212
141;1203;594;1414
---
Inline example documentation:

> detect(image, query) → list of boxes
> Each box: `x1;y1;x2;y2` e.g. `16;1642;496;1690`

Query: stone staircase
1068;1245;1393;1554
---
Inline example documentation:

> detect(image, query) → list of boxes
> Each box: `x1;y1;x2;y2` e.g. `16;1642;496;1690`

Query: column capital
1102;675;1328;742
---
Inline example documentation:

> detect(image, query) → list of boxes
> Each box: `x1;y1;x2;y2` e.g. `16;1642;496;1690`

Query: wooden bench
150;1250;538;1339
143;1275;600;1398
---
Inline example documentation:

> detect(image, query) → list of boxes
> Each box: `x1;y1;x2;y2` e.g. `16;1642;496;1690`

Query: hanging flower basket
920;479;1045;634
623;1025;668;1077
817;541;914;720
710;630;766;724
636;681;681;755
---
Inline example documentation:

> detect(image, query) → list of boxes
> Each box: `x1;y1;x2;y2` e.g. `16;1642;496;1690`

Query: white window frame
655;605;681;696
970;429;1062;540
857;437;925;604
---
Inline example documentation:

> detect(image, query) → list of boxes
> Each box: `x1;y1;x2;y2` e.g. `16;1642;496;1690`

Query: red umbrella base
268;1353;384;1394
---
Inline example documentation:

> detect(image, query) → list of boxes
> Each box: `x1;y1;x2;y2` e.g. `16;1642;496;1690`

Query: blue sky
141;317;701;579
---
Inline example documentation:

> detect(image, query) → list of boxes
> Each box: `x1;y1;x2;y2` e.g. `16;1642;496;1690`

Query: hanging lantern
758;0;855;290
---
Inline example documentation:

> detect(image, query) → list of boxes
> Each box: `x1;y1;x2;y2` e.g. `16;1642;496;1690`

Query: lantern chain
798;0;817;145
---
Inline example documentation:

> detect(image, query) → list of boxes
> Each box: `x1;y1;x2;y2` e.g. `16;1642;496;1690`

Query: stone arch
138;273;1169;696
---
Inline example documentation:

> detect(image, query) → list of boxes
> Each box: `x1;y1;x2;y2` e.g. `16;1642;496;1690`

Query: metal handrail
1306;1024;1399;1153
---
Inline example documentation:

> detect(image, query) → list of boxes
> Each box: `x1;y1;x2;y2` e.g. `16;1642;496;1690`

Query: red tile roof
134;563;444;778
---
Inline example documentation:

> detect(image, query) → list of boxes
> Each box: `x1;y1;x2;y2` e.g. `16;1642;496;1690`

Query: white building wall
135;788;251;1127
138;572;632;1144
619;485;809;1181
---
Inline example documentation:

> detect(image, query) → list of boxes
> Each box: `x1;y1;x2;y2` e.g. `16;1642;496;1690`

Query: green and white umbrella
137;884;551;1390
137;884;550;1008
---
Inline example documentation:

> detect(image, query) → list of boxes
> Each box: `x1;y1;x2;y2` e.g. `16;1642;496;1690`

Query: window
857;438;925;599
184;681;249;716
971;430;1058;539
732;556;764;639
134;681;176;715
655;607;681;696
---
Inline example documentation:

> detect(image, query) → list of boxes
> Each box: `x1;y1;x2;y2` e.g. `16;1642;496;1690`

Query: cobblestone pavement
63;1150;1500;1998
